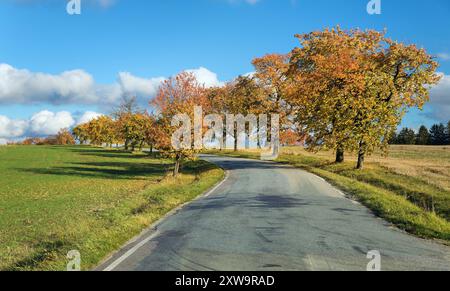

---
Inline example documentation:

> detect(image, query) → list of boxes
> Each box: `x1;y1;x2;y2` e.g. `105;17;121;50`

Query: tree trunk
124;139;130;151
245;123;250;150
257;118;261;149
173;154;181;177
149;144;153;155
234;128;238;152
139;140;144;151
223;123;227;151
335;145;345;163
356;141;366;170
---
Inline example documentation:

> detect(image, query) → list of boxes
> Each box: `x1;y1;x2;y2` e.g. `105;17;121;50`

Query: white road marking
204;170;230;197
103;232;160;271
101;170;230;271
314;175;327;182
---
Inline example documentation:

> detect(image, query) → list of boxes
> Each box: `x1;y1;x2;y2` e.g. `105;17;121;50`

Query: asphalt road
99;155;450;271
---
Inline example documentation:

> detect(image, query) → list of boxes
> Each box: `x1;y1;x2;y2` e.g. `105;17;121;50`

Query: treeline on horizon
391;122;450;145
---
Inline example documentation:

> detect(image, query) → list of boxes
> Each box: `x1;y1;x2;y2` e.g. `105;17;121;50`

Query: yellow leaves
286;26;440;157
152;72;211;159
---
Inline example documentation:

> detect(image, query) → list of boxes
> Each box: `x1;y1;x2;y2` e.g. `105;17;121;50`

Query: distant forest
391;121;450;145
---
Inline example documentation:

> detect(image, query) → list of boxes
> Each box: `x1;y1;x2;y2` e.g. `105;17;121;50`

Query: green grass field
206;146;450;243
0;146;224;271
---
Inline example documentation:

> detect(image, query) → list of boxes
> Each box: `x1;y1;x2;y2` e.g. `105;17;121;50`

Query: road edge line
97;165;230;271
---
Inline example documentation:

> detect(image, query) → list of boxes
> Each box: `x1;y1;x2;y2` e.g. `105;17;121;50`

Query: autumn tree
117;113;150;151
55;128;76;145
143;114;159;154
354;34;439;169
286;27;440;169
286;28;366;163
73;123;90;144
252;53;298;152
100;116;118;147
205;84;231;148
22;137;43;145
114;96;143;150
252;54;290;115
204;86;230;150
280;129;304;146
84;116;117;146
151;72;210;176
217;76;267;150
135;114;157;151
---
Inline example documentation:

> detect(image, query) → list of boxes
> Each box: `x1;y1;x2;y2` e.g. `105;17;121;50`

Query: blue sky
1;0;450;141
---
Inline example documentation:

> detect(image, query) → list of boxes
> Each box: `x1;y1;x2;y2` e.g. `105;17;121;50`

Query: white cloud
0;63;224;106
0;64;96;105
93;83;123;106
0;115;28;139
0;110;108;141
118;72;166;98
76;111;104;125
29;111;75;136
427;73;450;121
186;67;224;88
243;71;256;78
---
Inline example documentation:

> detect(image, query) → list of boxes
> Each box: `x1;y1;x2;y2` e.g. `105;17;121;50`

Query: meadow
283;145;450;192
0;146;224;271
206;145;450;242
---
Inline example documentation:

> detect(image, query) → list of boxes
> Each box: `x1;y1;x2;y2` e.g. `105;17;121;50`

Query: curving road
99;155;450;271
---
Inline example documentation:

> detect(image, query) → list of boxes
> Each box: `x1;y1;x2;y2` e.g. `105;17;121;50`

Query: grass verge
205;149;450;243
0;146;224;270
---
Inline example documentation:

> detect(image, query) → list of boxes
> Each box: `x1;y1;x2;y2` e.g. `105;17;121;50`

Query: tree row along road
99;155;450;271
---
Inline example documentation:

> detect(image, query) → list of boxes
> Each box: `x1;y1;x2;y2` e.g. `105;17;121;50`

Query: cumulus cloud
0;110;108;142
0;64;224;107
0;64;96;105
186;67;224;88
29;111;75;136
118;72;165;98
0;110;104;142
0;115;28;139
76;111;104;125
426;73;450;121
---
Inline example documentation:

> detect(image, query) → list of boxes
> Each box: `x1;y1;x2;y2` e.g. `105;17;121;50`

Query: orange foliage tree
151;72;210;176
286;27;440;169
55;128;76;145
